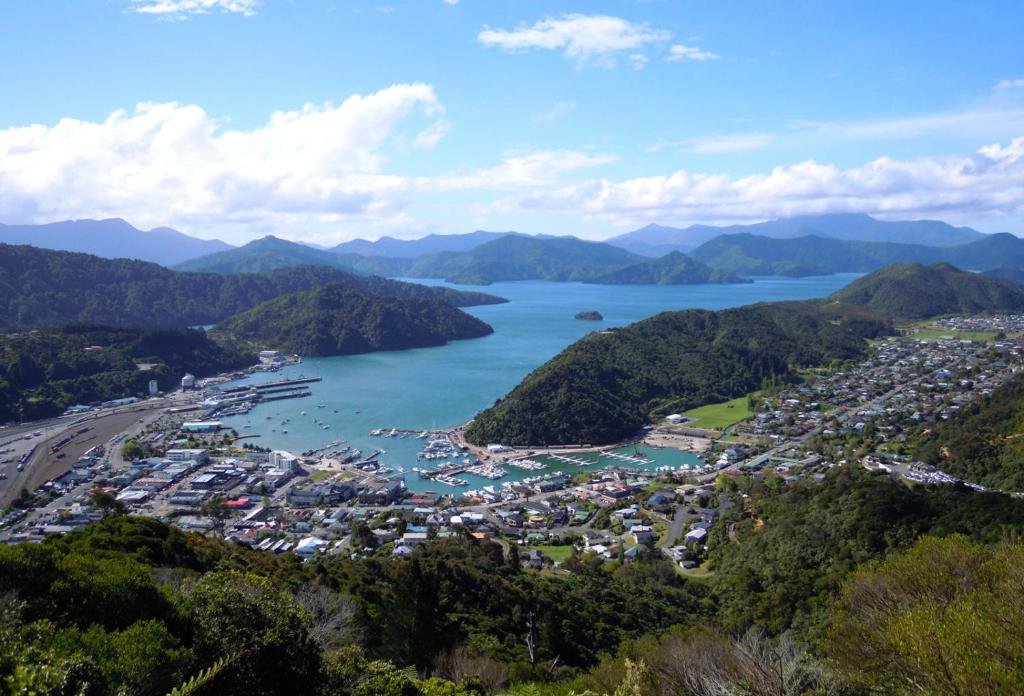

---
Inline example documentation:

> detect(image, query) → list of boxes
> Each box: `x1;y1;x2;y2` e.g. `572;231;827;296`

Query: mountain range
690;232;1024;277
0;218;233;266
606;213;986;255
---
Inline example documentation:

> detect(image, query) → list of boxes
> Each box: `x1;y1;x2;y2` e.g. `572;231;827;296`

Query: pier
600;450;653;465
548;453;593;466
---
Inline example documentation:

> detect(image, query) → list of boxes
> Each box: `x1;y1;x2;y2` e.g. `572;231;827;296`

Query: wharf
220;376;321;394
600;450;652;465
547;453;593;466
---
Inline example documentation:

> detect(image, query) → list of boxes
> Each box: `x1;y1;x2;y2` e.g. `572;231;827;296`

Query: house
684;527;708;544
629;525;656;545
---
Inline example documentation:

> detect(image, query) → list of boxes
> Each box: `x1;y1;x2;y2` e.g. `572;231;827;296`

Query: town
2;314;1022;574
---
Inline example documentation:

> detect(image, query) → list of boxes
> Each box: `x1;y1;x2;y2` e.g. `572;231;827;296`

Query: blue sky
1;0;1023;244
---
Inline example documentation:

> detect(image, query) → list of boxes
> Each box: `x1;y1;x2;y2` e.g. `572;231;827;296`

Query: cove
219;275;862;490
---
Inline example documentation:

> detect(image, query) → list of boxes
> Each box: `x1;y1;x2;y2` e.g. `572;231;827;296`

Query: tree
826;535;1024;694
121;440;144;462
186;571;321;696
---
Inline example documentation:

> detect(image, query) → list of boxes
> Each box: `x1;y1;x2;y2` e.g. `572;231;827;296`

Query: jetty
600;450;653;465
548;453;593;466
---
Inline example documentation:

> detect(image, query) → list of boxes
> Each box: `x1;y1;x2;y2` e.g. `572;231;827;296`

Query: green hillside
913;372;1024;490
464;301;890;446
0;326;250;421
0;244;503;331
585;250;749;285
829;262;1024;319
212;283;494;356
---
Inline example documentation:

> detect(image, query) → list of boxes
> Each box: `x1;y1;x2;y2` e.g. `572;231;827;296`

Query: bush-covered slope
0;326;250;421
0;244;503;330
913;372;1024;490
828;262;1024;319
213;283;494;356
465;301;890;446
584;251;749;285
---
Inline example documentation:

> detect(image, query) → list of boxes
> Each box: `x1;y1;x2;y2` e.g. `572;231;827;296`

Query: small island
575;311;603;321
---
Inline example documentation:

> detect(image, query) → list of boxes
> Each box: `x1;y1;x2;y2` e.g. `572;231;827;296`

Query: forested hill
400;235;646;285
465;301;890;446
913;372;1024;490
0;244;504;330
0;326;250;421
584;251;749;285
828;262;1024;319
212;283;494;357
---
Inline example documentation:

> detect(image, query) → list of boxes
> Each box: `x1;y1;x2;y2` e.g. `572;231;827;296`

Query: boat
388;428;397;437
418;431;428;438
370;429;383;436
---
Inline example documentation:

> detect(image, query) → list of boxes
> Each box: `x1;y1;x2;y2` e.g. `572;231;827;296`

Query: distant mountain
690;232;1024;277
400;235;645;285
212;283;493;357
175;235;355;274
0;218;233;266
829;263;1024;319
607;214;987;255
982;267;1024;285
0;244;504;330
585;251;750;285
331;230;511;258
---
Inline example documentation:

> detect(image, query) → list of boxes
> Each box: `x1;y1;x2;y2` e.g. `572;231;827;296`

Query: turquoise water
219;275;861;491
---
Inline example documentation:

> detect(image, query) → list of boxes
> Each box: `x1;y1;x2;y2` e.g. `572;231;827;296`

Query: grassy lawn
528;544;575;563
907;325;998;342
681;394;755;431
310;469;333;481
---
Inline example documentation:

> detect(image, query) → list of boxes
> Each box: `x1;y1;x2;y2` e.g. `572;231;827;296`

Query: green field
680;394;754;431
528;544;575;563
910;328;998;342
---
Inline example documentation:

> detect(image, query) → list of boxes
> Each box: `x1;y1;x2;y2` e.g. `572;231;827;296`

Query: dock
600;450;653;465
548;453;593;466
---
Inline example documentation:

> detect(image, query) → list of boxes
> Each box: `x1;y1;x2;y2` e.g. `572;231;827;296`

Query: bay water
219;275;861;491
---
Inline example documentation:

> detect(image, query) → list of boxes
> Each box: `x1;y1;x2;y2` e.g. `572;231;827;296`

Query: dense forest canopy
212;283;494;357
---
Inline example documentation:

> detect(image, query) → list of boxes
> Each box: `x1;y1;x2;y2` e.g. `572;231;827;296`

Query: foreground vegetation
1;467;1021;695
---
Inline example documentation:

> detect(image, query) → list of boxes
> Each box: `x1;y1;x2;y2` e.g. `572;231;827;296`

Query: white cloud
477;14;671;68
629;53;648;70
493;138;1024;225
996;78;1024;90
430;149;617;191
0;85;444;230
128;0;258;19
667;44;718;62
443;0;459;4
531;101;576;125
646;132;775;155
